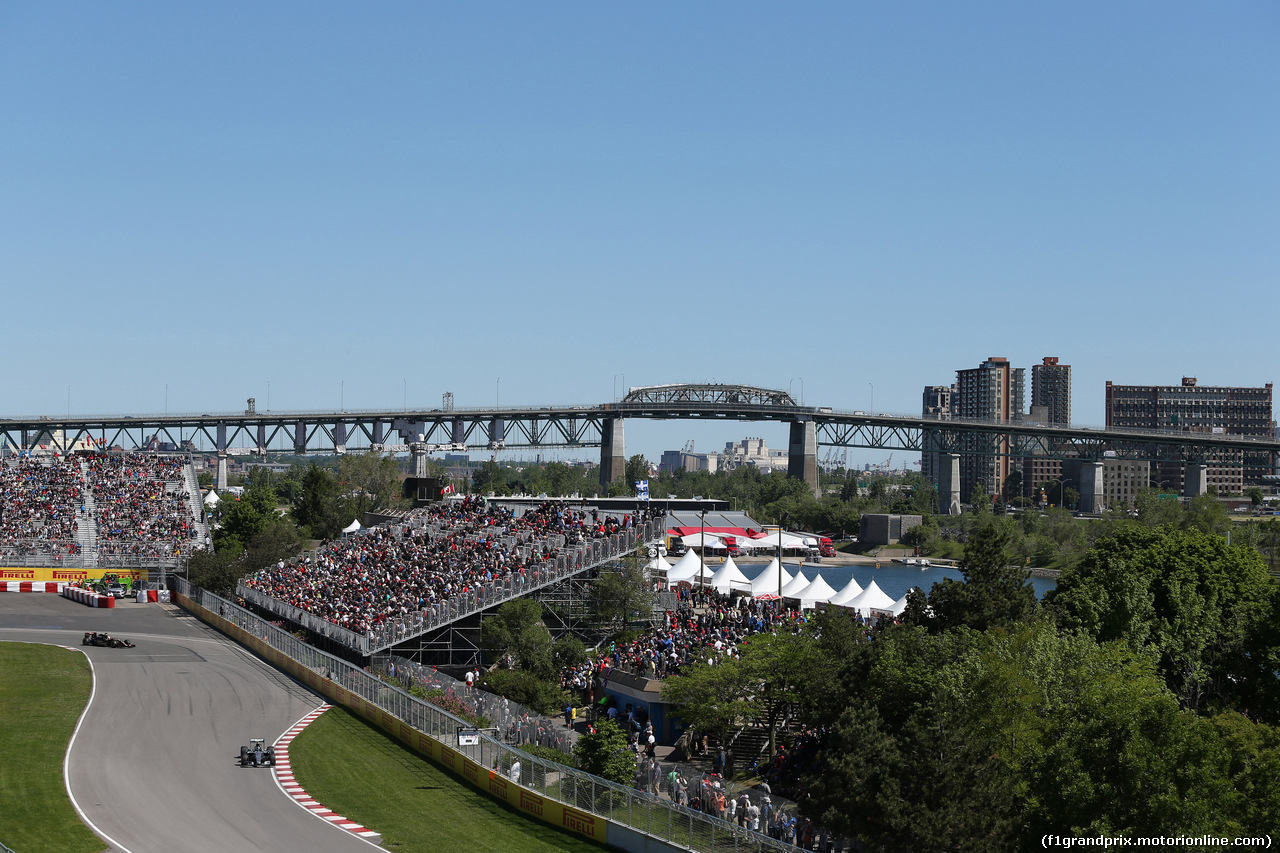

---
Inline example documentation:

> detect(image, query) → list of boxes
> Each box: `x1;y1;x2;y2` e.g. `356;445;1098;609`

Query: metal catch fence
172;575;811;853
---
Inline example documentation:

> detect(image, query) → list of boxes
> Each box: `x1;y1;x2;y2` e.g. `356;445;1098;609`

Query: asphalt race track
0;594;375;853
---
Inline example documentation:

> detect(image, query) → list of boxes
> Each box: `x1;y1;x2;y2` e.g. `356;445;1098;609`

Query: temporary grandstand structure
779;568;811;599
828;576;865;607
665;549;705;583
707;555;751;594
842;580;896;617
794;574;838;609
748;557;791;599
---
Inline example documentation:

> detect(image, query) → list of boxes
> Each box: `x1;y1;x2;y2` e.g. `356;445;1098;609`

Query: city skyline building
1105;377;1275;490
955;357;1025;502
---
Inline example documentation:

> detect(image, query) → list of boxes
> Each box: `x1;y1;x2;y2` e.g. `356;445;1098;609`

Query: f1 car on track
239;738;276;767
82;632;135;648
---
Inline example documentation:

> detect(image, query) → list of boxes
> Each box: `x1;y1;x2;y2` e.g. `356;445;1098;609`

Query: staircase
183;462;211;546
76;460;98;566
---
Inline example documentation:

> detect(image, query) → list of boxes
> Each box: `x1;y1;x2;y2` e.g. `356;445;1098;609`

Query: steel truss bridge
4;382;1276;483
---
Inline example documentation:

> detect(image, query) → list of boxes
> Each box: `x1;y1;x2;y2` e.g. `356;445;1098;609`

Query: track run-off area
0;594;374;853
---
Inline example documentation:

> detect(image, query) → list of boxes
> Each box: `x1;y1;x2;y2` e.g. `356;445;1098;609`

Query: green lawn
288;705;609;853
0;643;103;853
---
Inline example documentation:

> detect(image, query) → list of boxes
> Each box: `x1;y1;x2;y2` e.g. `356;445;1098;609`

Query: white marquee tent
708;555;752;593
795;574;839;609
779;569;812;599
890;590;914;617
666;549;705;583
828;576;865;607
842;580;896;617
749;558;793;599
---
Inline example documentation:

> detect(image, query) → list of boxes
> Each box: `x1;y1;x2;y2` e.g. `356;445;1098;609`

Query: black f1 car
240;738;275;767
82;632;135;648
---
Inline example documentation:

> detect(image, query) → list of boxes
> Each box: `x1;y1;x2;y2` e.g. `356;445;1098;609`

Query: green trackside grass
288;705;608;853
0;642;103;853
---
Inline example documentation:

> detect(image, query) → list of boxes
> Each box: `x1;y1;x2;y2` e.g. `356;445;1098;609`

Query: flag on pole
441;483;455;495
635;479;649;501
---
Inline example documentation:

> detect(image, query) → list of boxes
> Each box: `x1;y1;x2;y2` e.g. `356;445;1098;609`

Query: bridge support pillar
256;424;267;457
409;442;430;478
294;420;307;455
787;420;819;495
939;454;961;515
599;417;625;491
215;423;228;491
1079;461;1105;514
334;421;347;454
1183;463;1208;499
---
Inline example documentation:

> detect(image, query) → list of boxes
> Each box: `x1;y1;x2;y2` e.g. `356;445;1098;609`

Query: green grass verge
0;642;103;853
288;705;609;853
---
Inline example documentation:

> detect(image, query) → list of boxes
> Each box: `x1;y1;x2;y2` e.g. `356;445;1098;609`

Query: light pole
699;508;708;591
496;377;500;408
776;525;783;603
868;383;874;415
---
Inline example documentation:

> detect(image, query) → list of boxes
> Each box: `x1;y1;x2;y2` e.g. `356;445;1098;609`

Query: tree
210;485;279;553
480;599;554;679
661;656;754;746
337;451;404;513
1185;492;1230;537
926;520;1037;633
738;626;825;759
624;454;649;489
1246;486;1265;508
573;719;636;786
589;547;653;631
1048;525;1280;720
292;463;343;539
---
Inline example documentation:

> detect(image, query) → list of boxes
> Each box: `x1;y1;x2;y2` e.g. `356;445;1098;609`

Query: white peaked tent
795;574;839;609
708;555;752;593
827;576;865;607
645;556;668;580
666;549;704;582
845;580;896;617
203;490;220;507
779;568;812;599
342;519;362;534
890;590;915;617
749;558;793;598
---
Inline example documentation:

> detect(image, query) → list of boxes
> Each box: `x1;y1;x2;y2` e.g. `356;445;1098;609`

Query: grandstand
0;451;207;569
239;497;664;658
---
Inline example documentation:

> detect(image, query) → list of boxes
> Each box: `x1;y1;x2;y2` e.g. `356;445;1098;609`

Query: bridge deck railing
172;575;799;853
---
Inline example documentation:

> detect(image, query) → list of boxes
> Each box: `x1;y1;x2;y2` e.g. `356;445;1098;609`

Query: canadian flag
441;484;454;495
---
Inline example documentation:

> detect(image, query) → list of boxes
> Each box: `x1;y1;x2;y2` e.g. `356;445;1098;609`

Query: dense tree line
662;520;1280;848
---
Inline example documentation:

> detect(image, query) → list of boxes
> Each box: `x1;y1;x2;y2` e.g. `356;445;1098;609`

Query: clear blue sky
2;2;1276;466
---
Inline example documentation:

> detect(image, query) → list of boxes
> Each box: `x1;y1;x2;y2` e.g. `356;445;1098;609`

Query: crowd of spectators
1;451;202;559
85;453;196;547
0;455;83;552
244;497;654;636
561;590;804;692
